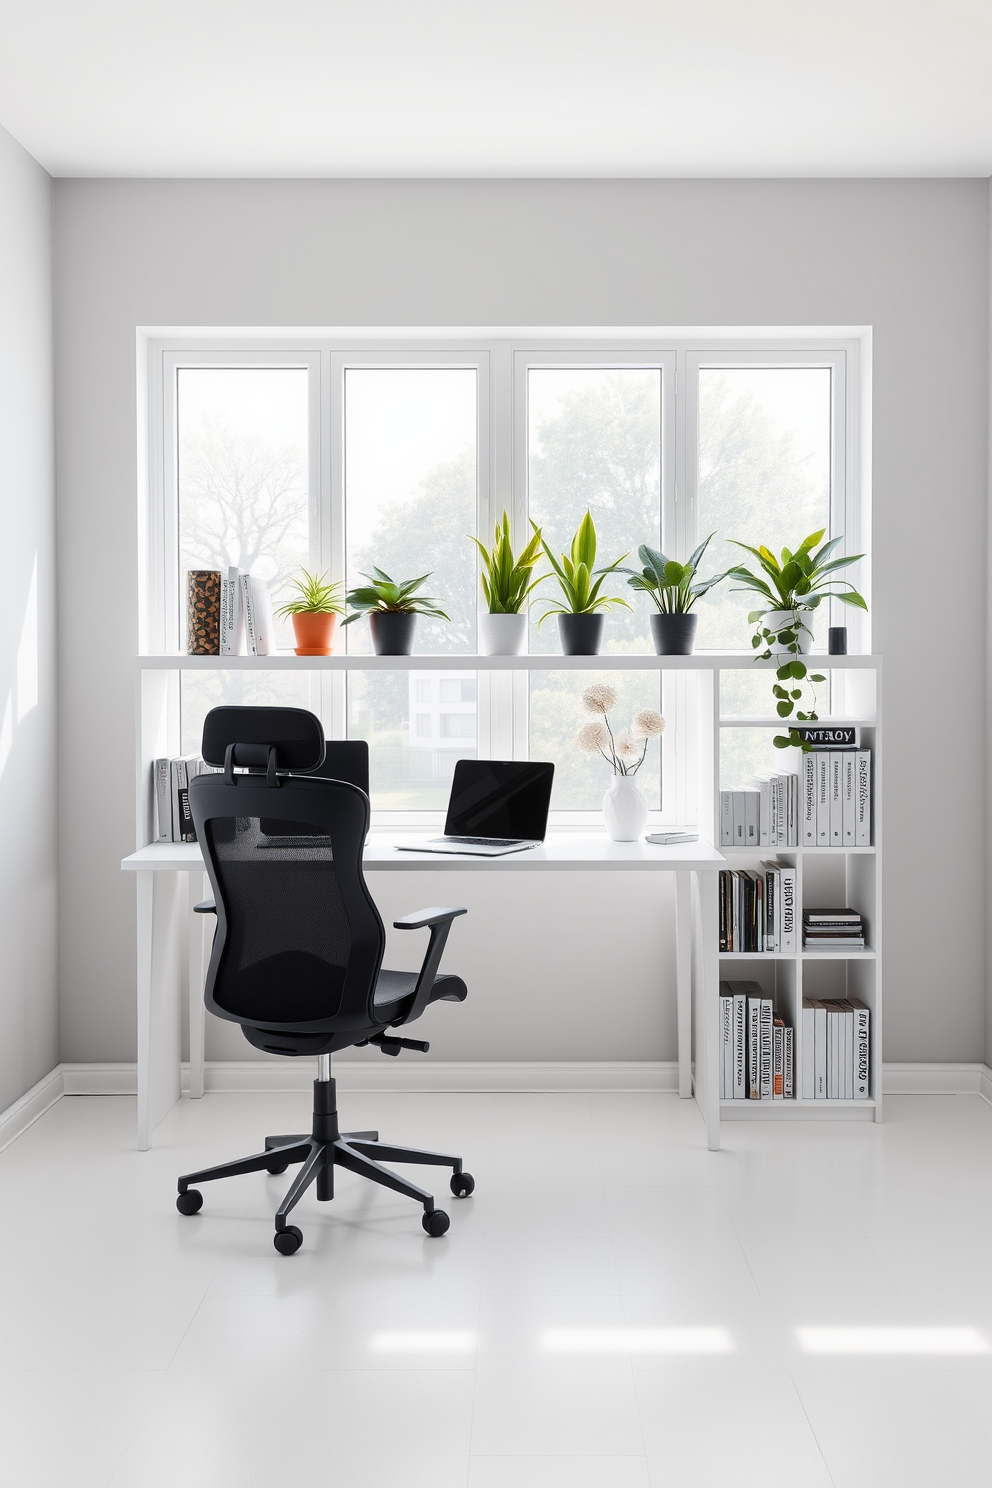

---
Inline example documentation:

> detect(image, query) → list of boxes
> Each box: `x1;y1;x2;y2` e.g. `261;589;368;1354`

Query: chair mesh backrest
191;775;385;1030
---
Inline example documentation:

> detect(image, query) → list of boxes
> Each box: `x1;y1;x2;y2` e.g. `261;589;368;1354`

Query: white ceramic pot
763;609;813;655
480;612;527;656
602;773;649;842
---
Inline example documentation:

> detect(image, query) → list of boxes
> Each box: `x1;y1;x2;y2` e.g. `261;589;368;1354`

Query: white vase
763;609;813;655
602;773;649;842
480;612;527;656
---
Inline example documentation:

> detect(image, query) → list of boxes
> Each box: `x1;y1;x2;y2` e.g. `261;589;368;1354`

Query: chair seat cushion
373;968;468;1025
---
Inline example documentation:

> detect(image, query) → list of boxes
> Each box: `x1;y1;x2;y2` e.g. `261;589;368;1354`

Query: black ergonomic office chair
176;706;474;1255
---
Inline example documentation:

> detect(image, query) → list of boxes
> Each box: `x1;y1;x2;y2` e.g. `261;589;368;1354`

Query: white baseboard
0;1066;65;1152
3;1060;991;1146
883;1062;992;1098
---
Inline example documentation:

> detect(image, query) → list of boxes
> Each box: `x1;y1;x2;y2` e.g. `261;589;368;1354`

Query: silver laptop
396;759;555;856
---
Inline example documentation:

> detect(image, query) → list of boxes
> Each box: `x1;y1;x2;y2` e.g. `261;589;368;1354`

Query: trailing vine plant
725;529;867;753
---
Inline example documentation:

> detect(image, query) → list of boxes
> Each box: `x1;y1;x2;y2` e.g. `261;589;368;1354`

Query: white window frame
144;329;867;823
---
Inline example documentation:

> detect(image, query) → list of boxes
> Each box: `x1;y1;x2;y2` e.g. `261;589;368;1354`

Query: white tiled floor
3;1089;992;1486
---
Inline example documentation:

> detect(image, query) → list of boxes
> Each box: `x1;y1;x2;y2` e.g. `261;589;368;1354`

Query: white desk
121;833;725;1152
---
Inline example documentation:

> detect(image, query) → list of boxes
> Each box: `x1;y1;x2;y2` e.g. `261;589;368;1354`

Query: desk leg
696;870;721;1152
136;872;154;1151
135;869;183;1151
187;871;208;1100
675;871;692;1099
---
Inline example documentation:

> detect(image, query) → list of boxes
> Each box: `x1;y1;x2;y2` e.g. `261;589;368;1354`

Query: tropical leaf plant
469;510;545;614
536;510;631;625
341;567;450;624
619;531;727;614
274;568;345;617
725;528;867;751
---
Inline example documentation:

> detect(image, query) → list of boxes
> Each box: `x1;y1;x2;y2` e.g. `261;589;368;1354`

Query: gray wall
0;125;58;1107
52;178;989;1067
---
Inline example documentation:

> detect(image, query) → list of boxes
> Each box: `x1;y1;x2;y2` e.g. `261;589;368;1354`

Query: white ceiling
1;0;991;178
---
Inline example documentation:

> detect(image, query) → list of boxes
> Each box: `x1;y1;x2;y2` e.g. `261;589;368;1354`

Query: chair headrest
201;707;326;777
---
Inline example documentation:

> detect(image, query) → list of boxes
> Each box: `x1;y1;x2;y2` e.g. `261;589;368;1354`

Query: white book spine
220;565;243;655
733;991;747;1098
815;753;830;845
747;996;761;1099
720;992;732;1100
851;1001;871;1099
779;865;797;953
802;1002;816;1100
814;1002;827;1099
784;1024;795;1099
758;780;770;847
788;772;798;847
252;576;275;656
843;1004;854;1099
802;752;817;845
744;791;759;849
720;791;734;847
240;571;258;655
856;749;871;845
759;997;773;1099
764;865;778;950
826;1003;840;1098
732;790;746;847
829;752;843;845
842;752;857;846
153;758;171;842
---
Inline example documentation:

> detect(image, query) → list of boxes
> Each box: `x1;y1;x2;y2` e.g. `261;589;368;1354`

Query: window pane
344;368;478;656
527;368;663;808
695;368;831;714
347;670;477;810
177;367;310;655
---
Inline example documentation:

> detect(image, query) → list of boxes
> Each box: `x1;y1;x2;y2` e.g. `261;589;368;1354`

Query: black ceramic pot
370;611;417;656
650;612;698;656
558;613;604;656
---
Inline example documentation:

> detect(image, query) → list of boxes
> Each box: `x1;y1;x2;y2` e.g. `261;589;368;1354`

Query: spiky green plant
469;511;545;614
536;510;630;625
620;532;727;614
274;568;345;617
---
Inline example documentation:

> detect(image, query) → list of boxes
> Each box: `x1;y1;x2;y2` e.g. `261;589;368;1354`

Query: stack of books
152;756;220;843
719;772;799;848
719;862;797;952
719;981;794;1099
802;907;866;950
801;998;871;1099
219;567;275;656
798;729;872;847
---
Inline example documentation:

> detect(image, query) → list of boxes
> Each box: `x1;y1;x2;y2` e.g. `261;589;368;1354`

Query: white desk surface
122;833;725;874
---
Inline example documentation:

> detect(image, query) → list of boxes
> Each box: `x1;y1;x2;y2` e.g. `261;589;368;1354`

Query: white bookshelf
135;650;881;1134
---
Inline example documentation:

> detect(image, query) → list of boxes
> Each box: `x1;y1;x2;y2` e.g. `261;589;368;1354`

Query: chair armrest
393;906;467;931
389;907;467;1026
194;898;217;914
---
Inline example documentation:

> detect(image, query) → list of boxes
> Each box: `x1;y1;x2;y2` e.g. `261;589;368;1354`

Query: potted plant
341;567;450;655
727;528;867;751
577;683;665;840
620;532;727;655
537;510;630;655
274;568;345;655
469;510;545;655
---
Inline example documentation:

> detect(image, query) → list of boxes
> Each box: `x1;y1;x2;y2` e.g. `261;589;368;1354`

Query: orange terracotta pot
291;611;337;655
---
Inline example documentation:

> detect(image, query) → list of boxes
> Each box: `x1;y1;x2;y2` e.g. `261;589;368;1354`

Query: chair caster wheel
422;1208;450;1237
450;1172;475;1198
267;1162;289;1175
274;1225;303;1255
177;1189;203;1216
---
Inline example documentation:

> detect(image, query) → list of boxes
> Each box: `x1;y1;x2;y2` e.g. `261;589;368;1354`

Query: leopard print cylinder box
187;570;222;655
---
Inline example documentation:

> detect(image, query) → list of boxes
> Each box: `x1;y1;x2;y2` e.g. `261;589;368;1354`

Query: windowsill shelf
136;652;881;672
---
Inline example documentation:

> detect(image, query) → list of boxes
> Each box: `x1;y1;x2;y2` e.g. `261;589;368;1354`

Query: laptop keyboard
436;835;522;848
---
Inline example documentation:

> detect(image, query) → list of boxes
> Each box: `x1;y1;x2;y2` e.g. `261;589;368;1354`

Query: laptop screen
443;760;555;840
